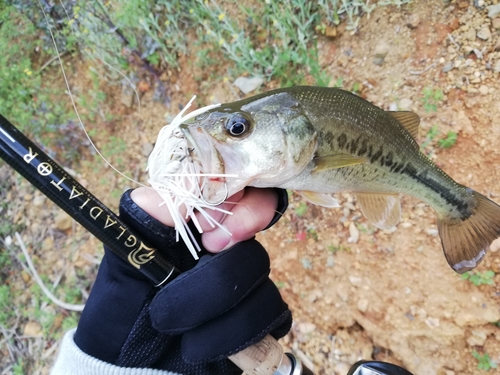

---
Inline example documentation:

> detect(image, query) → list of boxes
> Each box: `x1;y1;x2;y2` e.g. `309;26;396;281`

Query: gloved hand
74;187;290;375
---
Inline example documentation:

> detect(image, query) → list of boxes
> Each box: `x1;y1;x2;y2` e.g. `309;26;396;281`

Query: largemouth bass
180;86;500;273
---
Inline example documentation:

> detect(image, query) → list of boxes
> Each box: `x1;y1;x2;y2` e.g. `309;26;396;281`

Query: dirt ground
2;1;500;374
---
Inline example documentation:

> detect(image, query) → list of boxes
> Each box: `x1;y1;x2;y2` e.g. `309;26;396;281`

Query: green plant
421;87;444;113
61;313;79;332
421;126;458;151
0;4;90;161
461;270;495;286
100;135;128;171
420;125;439;150
307;228;319;241
12;358;25;375
275;281;286;289
438;131;457;148
351;82;362;93
317;0;412;32
191;0;327;86
295;202;308;217
472;350;498;371
356;222;375;235
333;77;344;88
328;244;350;253
0;284;14;326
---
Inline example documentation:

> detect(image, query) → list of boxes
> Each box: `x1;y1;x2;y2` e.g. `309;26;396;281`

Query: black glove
74;188;290;375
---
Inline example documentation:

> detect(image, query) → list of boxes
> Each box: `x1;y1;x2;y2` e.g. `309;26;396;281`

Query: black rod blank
0;114;180;287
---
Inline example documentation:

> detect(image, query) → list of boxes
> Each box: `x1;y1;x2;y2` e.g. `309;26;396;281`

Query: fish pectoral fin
313;154;367;172
356;193;401;229
297;191;340;208
387;111;420;139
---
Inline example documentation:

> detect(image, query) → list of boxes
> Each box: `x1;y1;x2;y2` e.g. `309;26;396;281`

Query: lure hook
198;180;229;207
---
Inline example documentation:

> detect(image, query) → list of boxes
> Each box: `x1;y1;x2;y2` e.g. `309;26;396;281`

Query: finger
201;188;278;252
130;187;182;227
193;189;245;232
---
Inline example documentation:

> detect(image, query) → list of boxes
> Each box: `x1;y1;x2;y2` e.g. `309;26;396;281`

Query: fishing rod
0;114;414;375
0;113;311;375
0;114;179;287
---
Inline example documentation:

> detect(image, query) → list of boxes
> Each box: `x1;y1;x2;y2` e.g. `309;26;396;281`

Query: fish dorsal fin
387;111;420;139
356;193;401;229
297;190;340;208
313;154;367;172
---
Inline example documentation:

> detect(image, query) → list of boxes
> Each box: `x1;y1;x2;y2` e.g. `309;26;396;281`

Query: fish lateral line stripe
401;163;470;216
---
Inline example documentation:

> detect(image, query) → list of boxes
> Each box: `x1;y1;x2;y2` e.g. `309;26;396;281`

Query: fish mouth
179;124;228;205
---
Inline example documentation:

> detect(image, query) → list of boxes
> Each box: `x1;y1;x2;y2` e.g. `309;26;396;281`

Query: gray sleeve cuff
51;329;181;375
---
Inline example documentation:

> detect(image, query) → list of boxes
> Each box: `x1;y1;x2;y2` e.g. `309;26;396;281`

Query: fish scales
270;87;471;218
180;86;500;273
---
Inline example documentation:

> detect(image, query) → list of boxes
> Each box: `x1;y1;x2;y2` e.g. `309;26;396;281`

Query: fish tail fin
438;191;500;274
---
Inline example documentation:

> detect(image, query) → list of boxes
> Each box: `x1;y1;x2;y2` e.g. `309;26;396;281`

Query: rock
334;363;351;375
23;321;43;336
455;306;500;326
398;98;413;110
337;286;350;302
121;82;136;108
490;238;500;252
466;329;488;346
488;4;500;19
297;322;316;335
33;195;45;207
233;76;264;94
348;222;359;243
425;317;440;328
493;18;500;30
458;0;470;9
42;237;54;251
357;299;369;313
64;167;77;177
21;270;31;283
406;14;420;29
325;26;337;38
477;26;491;41
494;60;500;73
426;228;439;236
343;202;356;211
464;28;476;42
349;276;363;287
373;41;390;66
442;62;453;73
479;85;489;95
142;142;154;157
55;211;72;231
456;111;474;135
449;18;460;31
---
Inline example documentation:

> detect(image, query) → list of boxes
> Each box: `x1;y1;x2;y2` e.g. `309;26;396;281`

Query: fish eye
225;114;251;137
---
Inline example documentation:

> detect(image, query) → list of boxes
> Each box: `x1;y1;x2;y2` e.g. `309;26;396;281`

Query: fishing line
38;0;145;187
38;1;240;257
